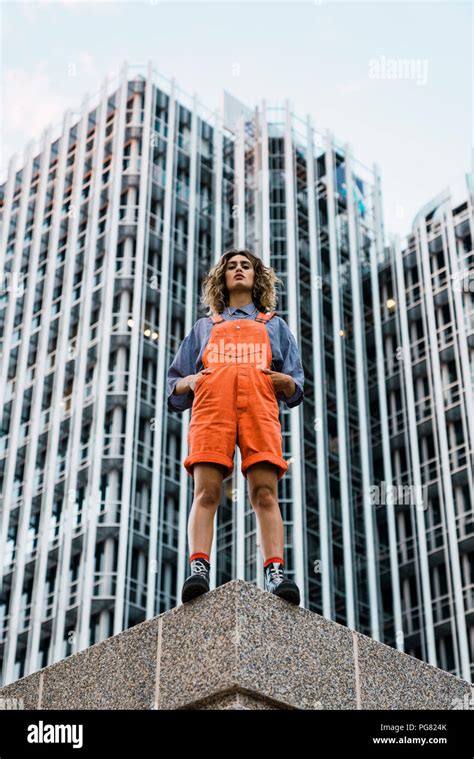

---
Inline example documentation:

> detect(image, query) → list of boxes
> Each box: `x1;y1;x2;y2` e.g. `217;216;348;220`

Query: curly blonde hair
200;248;283;315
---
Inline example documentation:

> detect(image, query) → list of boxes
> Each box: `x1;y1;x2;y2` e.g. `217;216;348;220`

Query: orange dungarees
183;311;288;481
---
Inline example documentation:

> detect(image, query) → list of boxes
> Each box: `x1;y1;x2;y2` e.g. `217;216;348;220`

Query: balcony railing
118;204;139;224
128;577;147;610
18;601;33;632
103;433;126;458
68;578;80;607
419;457;439;485
110;312;133;334
107;370;130;393
401;604;421;636
136;440;154;470
414;398;431;423
432;592;452;625
443;381;461;407
98;500;122;526
43;590;56;621
122;156;142;174
456;509;474;541
437;322;454;349
0;615;10;644
132;509;151;539
398;535;415;564
93;571;117;598
425;523;444;553
411;337;427;363
449;444;468;471
388;407;405;435
463;583;474;612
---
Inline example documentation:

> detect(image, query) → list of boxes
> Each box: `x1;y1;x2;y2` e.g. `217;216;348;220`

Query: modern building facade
368;175;474;682
0;61;472;686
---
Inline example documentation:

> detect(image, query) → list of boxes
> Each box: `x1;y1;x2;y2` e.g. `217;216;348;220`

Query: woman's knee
193;463;224;508
247;465;278;509
250;483;277;510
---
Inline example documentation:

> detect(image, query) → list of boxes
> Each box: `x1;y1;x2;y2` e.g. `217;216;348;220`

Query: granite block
157;581;239;709
356;633;473;710
235;582;356;709
0;580;471;711
185;687;295;710
157;581;355;709
41;615;159;709
0;671;42;710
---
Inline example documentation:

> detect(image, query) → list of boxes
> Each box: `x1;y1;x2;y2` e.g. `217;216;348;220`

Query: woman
167;247;305;605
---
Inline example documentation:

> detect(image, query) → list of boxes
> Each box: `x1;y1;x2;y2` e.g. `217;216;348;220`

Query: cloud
20;0;122;22
336;80;367;95
59;0;122;14
63;52;125;88
2;66;77;166
1;56;126;172
68;51;102;80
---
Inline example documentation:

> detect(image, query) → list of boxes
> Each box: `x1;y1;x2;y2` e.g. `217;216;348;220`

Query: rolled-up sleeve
167;325;199;412
277;319;305;409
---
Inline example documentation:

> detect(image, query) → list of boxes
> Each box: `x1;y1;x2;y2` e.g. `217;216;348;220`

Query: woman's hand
188;368;213;392
260;368;295;398
173;369;212;396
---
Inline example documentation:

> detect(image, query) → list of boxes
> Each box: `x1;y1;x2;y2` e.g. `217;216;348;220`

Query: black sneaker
264;562;300;606
181;558;210;603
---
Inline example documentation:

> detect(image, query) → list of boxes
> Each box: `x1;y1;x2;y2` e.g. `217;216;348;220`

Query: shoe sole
181;577;210;604
271;581;300;606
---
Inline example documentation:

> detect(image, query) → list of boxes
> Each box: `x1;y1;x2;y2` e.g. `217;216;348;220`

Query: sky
1;0;472;242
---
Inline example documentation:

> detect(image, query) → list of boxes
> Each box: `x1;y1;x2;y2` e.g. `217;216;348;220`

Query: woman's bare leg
246;462;283;560
188;462;225;557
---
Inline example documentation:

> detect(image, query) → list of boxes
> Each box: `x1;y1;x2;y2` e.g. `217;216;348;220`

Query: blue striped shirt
167;302;305;412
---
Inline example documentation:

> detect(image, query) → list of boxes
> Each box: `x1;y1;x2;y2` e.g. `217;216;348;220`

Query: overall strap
209;314;225;324
255;311;277;323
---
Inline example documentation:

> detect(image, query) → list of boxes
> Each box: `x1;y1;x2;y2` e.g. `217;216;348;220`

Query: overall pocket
194;371;210;391
263;371;277;397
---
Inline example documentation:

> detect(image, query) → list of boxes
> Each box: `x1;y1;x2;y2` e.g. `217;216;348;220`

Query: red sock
264;556;284;567
190;552;209;563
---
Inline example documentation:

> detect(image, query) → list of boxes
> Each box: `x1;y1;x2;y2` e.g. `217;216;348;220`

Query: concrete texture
0;580;472;710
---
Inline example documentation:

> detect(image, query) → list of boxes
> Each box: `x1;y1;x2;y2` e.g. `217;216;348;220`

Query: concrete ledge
0;580;472;710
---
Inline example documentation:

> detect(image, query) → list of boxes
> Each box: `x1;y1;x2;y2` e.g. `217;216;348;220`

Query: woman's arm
167;323;201;412
173;376;192;396
277;318;305;408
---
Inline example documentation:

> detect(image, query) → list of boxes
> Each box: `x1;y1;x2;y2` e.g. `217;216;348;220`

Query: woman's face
224;255;255;297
